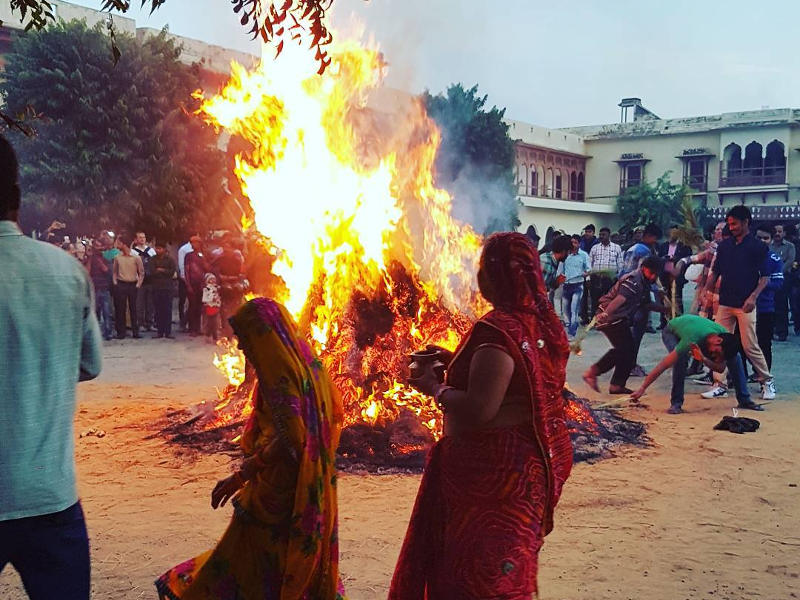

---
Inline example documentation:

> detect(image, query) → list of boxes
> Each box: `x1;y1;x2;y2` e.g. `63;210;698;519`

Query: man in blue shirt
0;135;102;599
701;205;775;401
558;235;591;337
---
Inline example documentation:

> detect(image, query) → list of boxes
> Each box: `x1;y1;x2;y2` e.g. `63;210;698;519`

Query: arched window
530;164;538;196
765;140;786;183
518;164;528;195
743;141;763;174
570;171;578;200
577;172;585;201
554;168;563;198
537;165;545;196
721;143;742;186
546;168;554;198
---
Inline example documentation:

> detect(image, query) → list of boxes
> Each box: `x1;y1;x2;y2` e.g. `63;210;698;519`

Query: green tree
1;20;235;240
422;84;520;234
616;171;690;235
5;0;335;73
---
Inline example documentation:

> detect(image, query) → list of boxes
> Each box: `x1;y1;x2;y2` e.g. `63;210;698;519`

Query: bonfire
160;35;647;467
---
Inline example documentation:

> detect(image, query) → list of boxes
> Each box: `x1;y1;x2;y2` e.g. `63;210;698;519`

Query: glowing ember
195;34;487;439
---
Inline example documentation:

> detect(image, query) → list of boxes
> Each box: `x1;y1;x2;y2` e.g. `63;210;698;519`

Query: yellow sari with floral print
156;298;345;600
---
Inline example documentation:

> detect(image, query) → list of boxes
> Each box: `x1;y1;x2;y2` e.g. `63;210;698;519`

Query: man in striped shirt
588;227;623;317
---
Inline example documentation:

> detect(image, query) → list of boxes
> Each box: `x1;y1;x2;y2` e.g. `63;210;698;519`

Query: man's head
583;224;595;240
774;224;785;243
632;225;644;242
642;223;662;246
570;234;581;252
599;227;611;245
116;237;130;255
702;332;739;363
668;225;680;243
640;255;663;282
134;231;147;247
0;135;21;222
756;224;772;246
726;205;752;238
190;234;203;252
155;241;167;256
550;234;572;262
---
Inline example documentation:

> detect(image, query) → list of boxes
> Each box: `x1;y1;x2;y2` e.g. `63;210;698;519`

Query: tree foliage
616;172;690;235
1;20;235;240
6;0;336;74
422;84;520;235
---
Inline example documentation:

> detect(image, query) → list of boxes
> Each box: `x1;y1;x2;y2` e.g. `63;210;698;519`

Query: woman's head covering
477;232;548;312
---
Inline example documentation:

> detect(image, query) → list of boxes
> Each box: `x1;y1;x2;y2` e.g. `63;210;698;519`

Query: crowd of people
1;127;796;600
44;227;250;344
534;209;794;413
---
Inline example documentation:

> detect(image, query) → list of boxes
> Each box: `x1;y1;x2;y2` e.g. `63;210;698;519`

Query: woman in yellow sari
156;298;346;600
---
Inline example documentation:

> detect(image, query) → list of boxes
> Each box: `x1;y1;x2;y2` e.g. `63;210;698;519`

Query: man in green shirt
630;314;763;413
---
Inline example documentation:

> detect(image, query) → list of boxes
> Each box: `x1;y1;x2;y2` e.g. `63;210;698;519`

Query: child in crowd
202;273;222;342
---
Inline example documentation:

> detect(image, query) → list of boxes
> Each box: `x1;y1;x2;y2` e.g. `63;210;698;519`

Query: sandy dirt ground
2;326;799;600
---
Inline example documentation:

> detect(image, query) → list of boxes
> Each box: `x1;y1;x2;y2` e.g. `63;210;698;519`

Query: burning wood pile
158;37;647;467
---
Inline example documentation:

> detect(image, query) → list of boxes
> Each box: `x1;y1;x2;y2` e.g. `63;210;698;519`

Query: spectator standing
0;134;102;599
87;238;114;341
131;232;156;331
701;205;776;400
583;256;666;394
558;235;590;337
184;236;208;336
623;225;644;251
540;234;571;313
579;224;598;253
588;226;623;317
112;238;144;339
657;226;692;327
769;223;795;341
149;242;177;339
177;237;194;332
212;234;246;336
202;273;222;342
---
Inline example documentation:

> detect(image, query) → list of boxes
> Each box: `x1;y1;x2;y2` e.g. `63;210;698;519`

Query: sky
71;0;800;128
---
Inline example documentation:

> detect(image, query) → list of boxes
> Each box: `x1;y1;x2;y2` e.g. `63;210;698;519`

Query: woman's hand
408;362;441;396
425;344;454;365
211;473;244;509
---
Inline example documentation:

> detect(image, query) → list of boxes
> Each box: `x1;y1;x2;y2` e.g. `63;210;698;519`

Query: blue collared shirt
0;220;102;521
558;249;590;284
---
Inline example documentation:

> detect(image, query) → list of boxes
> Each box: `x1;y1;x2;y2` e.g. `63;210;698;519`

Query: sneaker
692;373;713;385
701;386;728;399
667;404;684;414
629;365;648;377
762;379;776;400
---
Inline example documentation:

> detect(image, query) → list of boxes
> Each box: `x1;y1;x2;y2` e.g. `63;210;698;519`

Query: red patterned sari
389;233;573;599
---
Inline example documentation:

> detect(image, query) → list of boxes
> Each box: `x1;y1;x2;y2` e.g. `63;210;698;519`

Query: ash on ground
157;388;648;472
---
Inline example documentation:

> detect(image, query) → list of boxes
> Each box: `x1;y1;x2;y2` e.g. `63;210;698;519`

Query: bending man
629;314;763;413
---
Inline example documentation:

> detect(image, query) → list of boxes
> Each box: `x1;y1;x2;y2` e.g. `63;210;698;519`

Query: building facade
511;99;800;237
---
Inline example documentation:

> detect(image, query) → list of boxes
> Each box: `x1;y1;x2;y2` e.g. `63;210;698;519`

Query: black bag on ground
713;416;760;434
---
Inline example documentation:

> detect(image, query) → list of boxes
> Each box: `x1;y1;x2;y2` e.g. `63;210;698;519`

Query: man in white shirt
588;227;623;318
177;238;194;332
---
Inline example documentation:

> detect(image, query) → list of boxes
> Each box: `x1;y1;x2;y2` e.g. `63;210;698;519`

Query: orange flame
197;36;489;439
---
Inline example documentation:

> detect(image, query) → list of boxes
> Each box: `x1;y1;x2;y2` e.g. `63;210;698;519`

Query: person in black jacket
657;226;692;328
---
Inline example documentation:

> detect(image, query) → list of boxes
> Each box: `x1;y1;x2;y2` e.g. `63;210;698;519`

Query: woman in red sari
389;232;573;599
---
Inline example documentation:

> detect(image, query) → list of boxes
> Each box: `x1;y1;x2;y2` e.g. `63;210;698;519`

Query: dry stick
569;316;597;355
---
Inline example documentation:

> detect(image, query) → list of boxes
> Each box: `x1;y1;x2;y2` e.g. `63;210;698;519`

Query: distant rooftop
562;106;800;140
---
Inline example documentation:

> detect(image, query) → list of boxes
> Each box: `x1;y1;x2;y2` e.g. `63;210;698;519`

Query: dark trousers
664;329;752;408
0;502;90;600
136;283;154;330
187;288;203;334
791;280;800;335
94;288;113;340
740;311;775;372
178;278;188;330
114;281;138;337
774;285;790;338
594;320;635;387
153;287;174;337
